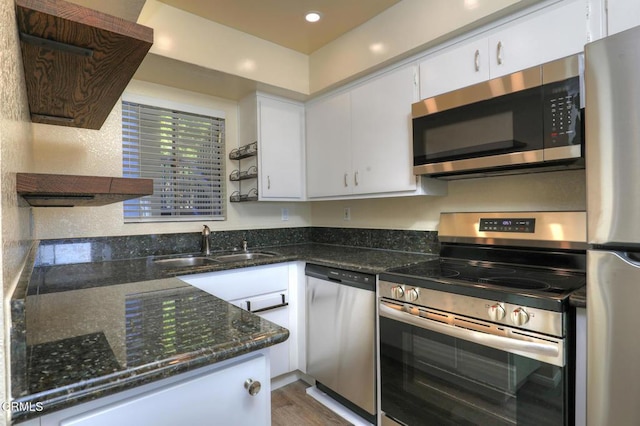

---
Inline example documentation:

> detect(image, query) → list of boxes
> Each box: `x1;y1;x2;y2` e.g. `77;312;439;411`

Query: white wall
0;0;35;423
32;80;311;240
311;170;586;231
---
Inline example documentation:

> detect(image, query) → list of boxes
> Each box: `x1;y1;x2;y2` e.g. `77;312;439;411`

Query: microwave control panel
544;77;582;148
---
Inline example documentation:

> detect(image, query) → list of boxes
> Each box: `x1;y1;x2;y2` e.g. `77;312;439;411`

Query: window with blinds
122;99;225;222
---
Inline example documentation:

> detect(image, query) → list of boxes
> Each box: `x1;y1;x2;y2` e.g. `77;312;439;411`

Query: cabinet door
607;0;640;35
419;38;489;99
41;355;269;426
258;97;304;199
488;0;587;78
350;65;418;195
305;91;352;198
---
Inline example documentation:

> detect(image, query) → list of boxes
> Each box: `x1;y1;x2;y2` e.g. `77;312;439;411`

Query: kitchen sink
154;256;220;268
214;252;277;262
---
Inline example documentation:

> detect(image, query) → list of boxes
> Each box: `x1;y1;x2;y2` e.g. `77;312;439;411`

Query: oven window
413;86;543;164
380;316;567;426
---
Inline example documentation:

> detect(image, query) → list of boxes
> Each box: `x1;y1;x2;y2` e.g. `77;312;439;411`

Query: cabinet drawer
179;263;289;301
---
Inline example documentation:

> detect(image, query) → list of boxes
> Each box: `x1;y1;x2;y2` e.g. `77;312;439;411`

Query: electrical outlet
343;207;351;221
281;208;289;221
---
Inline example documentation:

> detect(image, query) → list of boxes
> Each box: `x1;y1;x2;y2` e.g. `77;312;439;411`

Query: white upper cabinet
306;64;447;200
420;0;592;100
306;91;351;198
238;93;305;201
350;65;419;194
419;38;490;100
487;0;589;78
606;0;640;35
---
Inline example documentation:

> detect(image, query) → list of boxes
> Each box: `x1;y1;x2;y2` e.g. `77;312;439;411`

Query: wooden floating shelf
16;173;153;207
15;0;153;129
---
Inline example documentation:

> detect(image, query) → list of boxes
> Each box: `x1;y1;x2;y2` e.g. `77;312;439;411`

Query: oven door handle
379;301;564;367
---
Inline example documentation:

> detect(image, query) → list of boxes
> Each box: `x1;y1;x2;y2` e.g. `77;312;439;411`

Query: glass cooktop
385;258;586;294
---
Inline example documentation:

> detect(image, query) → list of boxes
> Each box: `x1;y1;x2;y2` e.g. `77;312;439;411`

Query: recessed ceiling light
305;11;322;23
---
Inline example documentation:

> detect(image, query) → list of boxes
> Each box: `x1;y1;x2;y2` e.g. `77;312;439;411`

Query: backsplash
35;227;439;266
310;228;439;254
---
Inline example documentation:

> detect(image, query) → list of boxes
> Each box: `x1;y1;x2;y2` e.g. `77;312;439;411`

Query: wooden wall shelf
15;0;153;129
16;173;153;207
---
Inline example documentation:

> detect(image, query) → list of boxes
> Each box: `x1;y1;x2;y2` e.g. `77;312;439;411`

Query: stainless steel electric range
378;211;586;426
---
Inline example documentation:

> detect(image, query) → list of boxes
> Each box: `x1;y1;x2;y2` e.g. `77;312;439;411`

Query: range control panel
479;218;536;233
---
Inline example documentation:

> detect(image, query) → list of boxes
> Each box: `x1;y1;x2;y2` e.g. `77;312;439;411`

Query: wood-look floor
272;381;352;426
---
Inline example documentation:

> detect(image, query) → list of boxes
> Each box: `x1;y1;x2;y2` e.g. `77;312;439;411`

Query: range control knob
488;304;506;321
406;288;419;302
511;307;530;326
391;286;405;299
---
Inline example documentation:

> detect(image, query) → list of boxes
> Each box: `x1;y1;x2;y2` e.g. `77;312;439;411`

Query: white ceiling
67;0;401;55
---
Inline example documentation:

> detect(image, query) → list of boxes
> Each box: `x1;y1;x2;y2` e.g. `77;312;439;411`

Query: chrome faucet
242;240;248;252
201;225;211;255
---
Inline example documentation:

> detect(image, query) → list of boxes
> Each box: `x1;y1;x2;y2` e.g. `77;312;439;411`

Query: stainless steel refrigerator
585;24;640;425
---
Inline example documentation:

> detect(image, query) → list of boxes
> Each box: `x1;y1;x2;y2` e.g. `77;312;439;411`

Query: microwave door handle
379;301;563;366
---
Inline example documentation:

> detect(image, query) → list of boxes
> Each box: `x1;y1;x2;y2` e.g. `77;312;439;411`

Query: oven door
379;300;569;426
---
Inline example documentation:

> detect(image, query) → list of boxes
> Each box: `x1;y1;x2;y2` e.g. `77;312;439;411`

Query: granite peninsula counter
10;239;436;423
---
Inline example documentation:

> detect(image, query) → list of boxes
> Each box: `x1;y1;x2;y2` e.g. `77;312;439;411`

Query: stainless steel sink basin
214;252;277;262
154;256;219;268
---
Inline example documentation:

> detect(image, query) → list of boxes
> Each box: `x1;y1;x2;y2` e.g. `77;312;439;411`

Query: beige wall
138;0;309;96
1;0;35;422
311;170;586;231
32;80;311;240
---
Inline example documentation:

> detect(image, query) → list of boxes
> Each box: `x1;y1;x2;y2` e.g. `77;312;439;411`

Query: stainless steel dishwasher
305;263;376;423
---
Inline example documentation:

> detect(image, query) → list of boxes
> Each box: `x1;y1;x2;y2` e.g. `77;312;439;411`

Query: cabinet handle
244;379;262;396
267;175;271;190
496;41;503;65
344;173;348;187
354;171;359;186
474;49;480;72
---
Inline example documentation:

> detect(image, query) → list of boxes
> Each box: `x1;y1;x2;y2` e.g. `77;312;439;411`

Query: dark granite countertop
24;243;436;295
11;241;435;422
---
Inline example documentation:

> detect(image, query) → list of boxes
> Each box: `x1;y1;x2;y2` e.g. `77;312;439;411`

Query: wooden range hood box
15;0;153;129
16;173;154;207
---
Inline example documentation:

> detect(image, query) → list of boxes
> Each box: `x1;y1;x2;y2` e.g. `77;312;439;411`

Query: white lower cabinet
23;352;270;426
179;263;297;379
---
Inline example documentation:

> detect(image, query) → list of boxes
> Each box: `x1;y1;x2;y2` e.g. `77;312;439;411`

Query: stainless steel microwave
412;54;584;179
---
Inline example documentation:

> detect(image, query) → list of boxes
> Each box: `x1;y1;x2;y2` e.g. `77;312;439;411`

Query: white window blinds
122;100;225;222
